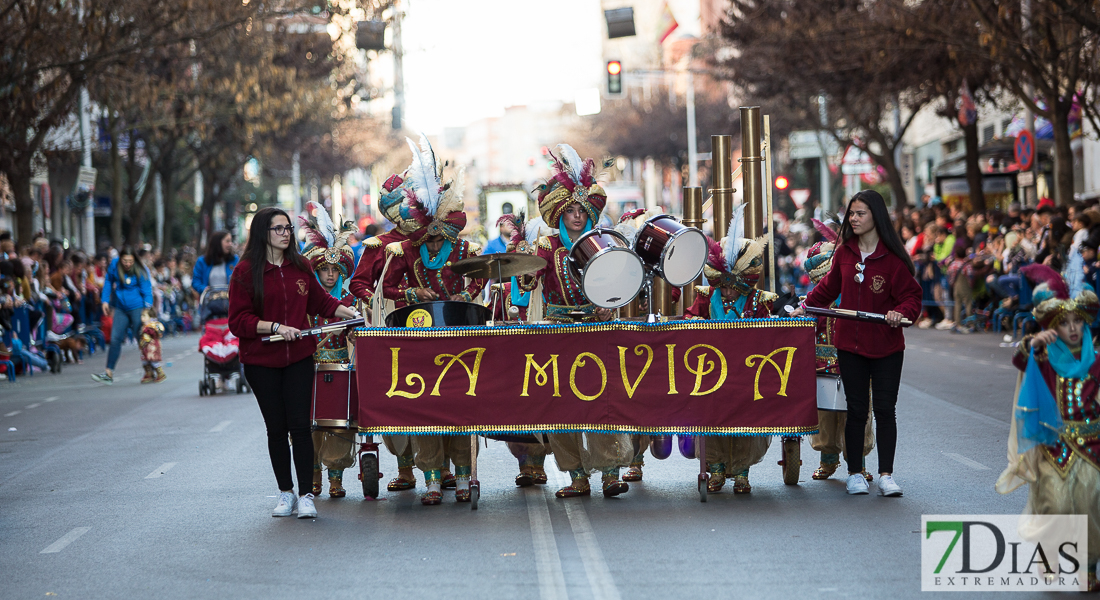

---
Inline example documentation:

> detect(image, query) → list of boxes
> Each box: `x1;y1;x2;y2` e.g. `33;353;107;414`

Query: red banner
353;320;818;436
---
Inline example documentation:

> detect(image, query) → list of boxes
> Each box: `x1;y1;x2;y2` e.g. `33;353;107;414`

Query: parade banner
352;319;818;436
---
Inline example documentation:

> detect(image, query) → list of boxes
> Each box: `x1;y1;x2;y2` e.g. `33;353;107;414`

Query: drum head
385;301;490;328
660;228;708;287
581;249;645;309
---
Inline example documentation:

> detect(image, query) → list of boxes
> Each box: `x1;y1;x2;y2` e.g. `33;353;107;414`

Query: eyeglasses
854;262;865;283
269;225;294;236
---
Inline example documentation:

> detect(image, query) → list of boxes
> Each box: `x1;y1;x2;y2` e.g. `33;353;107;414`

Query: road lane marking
5;411;20;417
944;453;990;470
209;420;232;433
26;403;40;409
525;488;568;600
996;364;1014;370
550;467;622;600
40;527;91;554
145;462;177;479
44;397;57;402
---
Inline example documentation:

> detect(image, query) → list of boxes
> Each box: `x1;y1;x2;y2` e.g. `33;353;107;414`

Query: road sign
1014;130;1035;171
1016;170;1035;187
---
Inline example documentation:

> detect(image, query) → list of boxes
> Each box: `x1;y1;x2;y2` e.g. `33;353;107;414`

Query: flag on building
658;2;679;43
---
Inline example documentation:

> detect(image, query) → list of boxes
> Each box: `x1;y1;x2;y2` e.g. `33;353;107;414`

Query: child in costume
802;220;874;482
684;203;776;493
139;308;167;384
299;202;360;498
997;263;1100;592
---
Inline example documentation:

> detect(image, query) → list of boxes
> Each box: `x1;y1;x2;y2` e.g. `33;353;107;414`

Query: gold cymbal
450;253;547;279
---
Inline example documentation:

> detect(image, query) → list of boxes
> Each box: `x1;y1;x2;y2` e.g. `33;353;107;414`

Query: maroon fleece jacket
228;258;341;367
804;237;922;358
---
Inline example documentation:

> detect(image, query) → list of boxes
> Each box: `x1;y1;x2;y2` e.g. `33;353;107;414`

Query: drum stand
641;269;661;323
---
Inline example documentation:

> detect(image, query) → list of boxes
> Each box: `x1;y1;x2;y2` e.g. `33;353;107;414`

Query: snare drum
816;374;847;411
568;228;645;309
313;363;358;428
633;215;708;287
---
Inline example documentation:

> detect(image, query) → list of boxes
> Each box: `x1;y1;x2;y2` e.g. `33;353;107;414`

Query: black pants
245;357;315;494
837;350;904;475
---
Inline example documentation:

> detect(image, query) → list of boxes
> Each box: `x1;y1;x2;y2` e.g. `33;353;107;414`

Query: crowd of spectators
783;195;1096;339
0;230;202;379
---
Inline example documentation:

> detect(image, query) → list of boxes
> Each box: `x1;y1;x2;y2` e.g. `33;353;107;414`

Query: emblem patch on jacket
871;275;886;293
297;279;308;296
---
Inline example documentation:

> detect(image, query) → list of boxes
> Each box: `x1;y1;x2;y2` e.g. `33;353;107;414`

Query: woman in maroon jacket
229;207;358;519
790;191;922;497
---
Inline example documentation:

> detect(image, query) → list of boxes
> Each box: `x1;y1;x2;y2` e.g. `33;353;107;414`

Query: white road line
4;411;20;417
44;396;57;402
26;403;40;409
144;462;177;479
944;453;990;470
975;360;991;366
209;420;232;433
996;364;1014;370
550;466;621;600
525;487;568;600
40;527;91;554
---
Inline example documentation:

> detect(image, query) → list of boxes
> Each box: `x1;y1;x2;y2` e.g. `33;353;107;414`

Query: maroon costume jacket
382;239;485;305
349;228;408;304
684;286;774;320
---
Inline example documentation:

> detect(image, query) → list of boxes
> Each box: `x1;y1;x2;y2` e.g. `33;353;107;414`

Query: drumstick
262;317;365;342
796;306;912;327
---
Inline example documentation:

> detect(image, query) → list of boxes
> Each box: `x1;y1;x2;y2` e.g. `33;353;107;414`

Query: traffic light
775;175;790;191
606;60;622;96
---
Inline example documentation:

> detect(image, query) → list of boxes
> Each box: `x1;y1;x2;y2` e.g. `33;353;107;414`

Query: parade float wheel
198;381;206;396
470;480;480;510
781;438;801;485
698;473;708;503
360;453;379;499
235;377;244;394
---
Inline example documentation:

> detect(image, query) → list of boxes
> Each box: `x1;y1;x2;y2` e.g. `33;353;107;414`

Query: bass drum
385;301;490;328
567;228;645;309
633;215;708;287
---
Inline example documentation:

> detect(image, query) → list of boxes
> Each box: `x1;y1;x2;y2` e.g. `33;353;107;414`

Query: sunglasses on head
854;262;865;283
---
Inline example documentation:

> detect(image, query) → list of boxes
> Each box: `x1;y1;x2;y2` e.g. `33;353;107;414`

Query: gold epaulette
362;237;384;249
694;285;712;297
467;241;482;256
384;241;405;257
537;236;552;250
758;290;779;304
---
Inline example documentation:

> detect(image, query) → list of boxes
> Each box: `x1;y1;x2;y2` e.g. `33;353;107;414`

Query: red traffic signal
606;60;623;96
775;175;790;190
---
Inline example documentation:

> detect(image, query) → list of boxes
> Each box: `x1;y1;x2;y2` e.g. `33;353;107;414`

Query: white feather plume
307;201;335;247
556;143;585;185
725;201;746;269
406;133;441;216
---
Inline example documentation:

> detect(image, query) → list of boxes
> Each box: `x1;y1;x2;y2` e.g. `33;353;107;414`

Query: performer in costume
348;172;423;492
684;204;776;493
517;144;633;499
299;203;359;498
997;264;1100;592
138;308;167;384
381;135;485;505
490;212;554;487
802;220;874;481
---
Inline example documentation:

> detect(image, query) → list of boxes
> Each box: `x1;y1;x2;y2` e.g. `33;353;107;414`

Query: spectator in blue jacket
192;231;238;296
92;247;153;385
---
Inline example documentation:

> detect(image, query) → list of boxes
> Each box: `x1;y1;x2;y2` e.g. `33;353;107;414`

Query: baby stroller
197;286;249;396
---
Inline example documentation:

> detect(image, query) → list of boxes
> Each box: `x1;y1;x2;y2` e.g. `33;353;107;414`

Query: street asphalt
0;328;1060;599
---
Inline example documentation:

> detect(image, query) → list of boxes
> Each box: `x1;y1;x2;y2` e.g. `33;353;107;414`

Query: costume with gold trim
998;264;1100;587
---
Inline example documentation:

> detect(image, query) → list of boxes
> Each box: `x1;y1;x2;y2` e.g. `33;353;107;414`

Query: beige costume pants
312;431;356;471
809;410;875;460
412;435;471;472
548;432;632;474
705;436;771;474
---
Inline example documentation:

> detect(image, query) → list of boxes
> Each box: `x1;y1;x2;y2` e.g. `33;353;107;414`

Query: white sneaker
846;473;869;495
934;320;955;330
272;491;297;517
878;475;903;497
297;493;317;519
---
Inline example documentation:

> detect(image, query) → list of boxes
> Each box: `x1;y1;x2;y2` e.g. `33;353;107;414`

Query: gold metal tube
711;135;734;240
763;114;776;294
739;106;763;239
652;277;671;317
680;186;705;315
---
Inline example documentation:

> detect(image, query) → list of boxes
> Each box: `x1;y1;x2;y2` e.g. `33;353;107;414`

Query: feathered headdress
535;144;609;228
1021;263;1099;329
402;133;466;245
614;207;662;248
701;202;767;293
804;218;839;284
378;172;418;234
299;201;356;278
